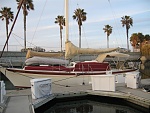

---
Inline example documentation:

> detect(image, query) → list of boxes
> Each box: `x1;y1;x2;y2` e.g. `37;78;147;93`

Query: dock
0;79;150;113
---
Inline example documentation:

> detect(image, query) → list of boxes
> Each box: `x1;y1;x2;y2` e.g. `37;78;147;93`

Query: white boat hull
0;67;138;88
0;67;91;87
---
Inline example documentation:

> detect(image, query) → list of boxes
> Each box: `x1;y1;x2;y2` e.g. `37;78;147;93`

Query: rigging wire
12;34;24;48
107;0;124;47
76;3;89;48
12;33;57;51
69;1;83;46
69;1;88;84
30;0;48;46
82;25;89;48
76;2;98;61
12;33;37;47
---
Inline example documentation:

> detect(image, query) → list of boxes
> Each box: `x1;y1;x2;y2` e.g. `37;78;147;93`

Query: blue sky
0;0;150;51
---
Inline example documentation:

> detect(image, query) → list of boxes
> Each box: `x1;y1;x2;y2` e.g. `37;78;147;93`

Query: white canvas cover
25;56;69;65
95;51;130;62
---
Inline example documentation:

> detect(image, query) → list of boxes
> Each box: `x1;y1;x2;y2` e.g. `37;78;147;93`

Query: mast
0;0;24;58
65;0;69;42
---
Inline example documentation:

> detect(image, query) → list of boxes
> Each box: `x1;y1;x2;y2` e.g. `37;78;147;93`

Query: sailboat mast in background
65;0;69;42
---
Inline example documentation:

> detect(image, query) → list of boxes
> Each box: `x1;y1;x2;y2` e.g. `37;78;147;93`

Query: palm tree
54;15;65;52
137;32;145;51
103;25;112;48
130;33;145;52
0;7;14;51
130;33;139;50
73;8;87;48
16;0;34;49
144;34;150;43
121;15;133;51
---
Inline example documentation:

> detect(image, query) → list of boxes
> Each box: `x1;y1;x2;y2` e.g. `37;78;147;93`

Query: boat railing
106;65;110;71
109;59;140;70
88;64;93;71
81;64;93;72
74;63;109;72
0;58;13;68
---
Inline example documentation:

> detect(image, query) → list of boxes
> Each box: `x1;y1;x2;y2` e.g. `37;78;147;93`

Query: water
42;100;146;113
35;95;148;113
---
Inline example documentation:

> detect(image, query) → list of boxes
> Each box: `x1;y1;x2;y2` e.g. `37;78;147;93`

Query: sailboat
0;0;138;88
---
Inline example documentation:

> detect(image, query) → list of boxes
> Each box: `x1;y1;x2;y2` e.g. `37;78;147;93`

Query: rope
52;75;78;83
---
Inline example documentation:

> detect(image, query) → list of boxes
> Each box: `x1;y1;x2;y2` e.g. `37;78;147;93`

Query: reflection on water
44;100;145;113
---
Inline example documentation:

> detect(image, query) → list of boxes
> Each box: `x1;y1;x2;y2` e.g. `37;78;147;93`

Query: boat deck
0;79;150;113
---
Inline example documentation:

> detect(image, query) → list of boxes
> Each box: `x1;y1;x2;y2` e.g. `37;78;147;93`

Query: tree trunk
126;26;129;51
60;27;62;52
79;25;81;48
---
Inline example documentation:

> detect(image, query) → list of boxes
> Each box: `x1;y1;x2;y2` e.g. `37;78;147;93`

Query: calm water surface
43;100;146;113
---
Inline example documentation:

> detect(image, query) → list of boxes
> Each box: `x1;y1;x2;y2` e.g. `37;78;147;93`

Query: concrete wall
0;51;26;67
